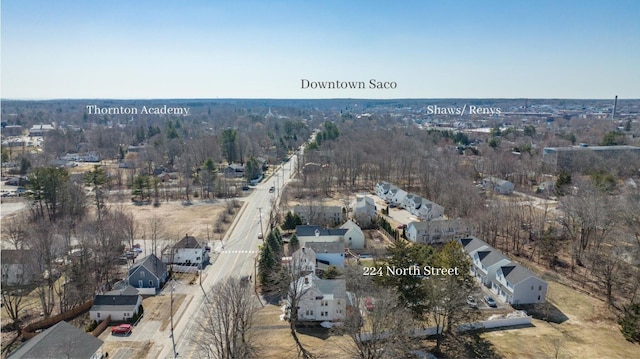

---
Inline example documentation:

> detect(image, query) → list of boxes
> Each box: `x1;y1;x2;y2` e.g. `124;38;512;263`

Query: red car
111;324;132;335
364;297;375;311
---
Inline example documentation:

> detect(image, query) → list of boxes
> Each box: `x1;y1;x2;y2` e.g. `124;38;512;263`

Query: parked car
111;324;132;335
397;224;407;229
258;232;263;239
364;297;375;311
242;185;250;191
269;186;275;193
467;295;478;308
484;296;497;308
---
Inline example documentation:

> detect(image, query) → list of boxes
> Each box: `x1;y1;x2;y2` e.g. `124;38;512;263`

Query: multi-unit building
459;237;547;305
406;218;475;244
375;181;444;220
542;145;640;174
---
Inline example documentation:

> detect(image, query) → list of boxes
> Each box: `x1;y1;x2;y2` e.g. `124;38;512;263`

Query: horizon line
1;97;634;102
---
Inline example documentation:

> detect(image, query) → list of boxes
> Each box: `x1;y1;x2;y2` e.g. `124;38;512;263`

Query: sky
1;0;639;99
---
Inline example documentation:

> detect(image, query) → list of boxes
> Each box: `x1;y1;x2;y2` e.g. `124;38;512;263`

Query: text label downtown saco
301;79;397;90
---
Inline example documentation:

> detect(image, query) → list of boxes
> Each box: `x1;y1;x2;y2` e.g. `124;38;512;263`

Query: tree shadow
437;331;502;359
514;303;569;324
296;325;331;340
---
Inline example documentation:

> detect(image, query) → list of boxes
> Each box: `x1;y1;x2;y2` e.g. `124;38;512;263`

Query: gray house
128;254;168;294
7;321;104;359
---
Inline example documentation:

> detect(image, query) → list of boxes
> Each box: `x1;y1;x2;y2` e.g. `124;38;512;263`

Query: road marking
221;250;258;254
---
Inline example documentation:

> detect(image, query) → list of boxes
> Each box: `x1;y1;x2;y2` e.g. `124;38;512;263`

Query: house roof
408;221;428;231
501;264;541;285
459;237;490;254
295;225;348;237
340;220;362;233
175;235;203;249
105;286;140;296
484;177;513;186
1;249;37;265
7;321;103;359
91;295;140;312
354;195;375;207
129;254;167;279
305;241;345;254
476;250;510;268
377;182;392;191
315;279;346;299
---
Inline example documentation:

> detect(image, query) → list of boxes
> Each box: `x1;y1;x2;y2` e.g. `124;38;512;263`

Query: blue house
128;254;168;294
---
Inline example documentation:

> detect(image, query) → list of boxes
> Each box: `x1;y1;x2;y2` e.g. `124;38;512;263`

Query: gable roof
459;237;490;254
295;225;348;237
477;249;511;268
501;264;540;285
315;279;346;299
7;321;103;359
91;295;140;312
175;235;203;249
340;220;362;232
305;241;345;254
129;254;167;279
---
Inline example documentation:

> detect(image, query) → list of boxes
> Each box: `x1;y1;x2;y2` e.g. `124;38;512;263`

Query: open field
481;281;639;358
253;304;353;359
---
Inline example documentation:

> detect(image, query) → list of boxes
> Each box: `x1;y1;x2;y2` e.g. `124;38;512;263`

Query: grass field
481;281;639;358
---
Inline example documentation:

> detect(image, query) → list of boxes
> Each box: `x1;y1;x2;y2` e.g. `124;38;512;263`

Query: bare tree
339;269;416;359
149;215;164;258
196;276;260;359
1;288;28;332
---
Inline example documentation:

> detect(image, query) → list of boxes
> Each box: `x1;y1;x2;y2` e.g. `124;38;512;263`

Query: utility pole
170;281;178;358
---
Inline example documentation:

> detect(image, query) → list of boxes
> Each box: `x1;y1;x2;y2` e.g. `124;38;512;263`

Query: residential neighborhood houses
127;254;168;295
375;181;444;220
161;234;210;273
459;237;547;305
285;247;347;323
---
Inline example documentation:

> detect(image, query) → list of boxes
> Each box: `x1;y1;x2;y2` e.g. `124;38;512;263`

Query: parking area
370;194;420;226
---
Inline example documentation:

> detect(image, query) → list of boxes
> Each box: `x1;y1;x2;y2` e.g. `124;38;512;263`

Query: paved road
152;154;299;358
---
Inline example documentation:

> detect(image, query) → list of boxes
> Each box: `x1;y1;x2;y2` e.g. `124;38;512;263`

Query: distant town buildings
542;145;640;174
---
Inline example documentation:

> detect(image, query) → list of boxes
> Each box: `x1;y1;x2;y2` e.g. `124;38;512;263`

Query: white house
291;274;347;322
352;195;376;227
162;235;209;271
472;249;512;287
406;219;474;244
295;226;348;248
493;264;547;305
482;177;515;195
375;181;393;199
89;294;142;322
293;205;346;226
459;237;547;305
306;242;345;268
1;250;38;286
390;188;408;205
416;200;444;220
340;220;365;249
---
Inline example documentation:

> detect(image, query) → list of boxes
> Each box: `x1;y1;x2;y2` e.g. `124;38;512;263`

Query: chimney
612;95;618;120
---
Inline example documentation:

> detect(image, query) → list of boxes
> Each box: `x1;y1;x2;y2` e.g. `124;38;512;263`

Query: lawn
481;281;639;358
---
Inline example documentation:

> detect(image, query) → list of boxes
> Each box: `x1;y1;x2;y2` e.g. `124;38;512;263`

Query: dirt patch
103;339;153;358
141;294;186;331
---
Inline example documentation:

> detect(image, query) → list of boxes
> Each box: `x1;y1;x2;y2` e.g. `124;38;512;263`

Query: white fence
135;287;157;296
360;311;532;342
